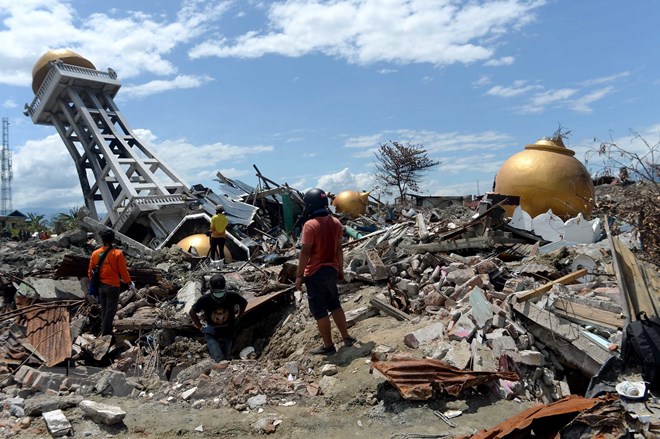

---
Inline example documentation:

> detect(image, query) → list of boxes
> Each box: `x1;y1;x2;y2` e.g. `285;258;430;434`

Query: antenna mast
1;117;12;215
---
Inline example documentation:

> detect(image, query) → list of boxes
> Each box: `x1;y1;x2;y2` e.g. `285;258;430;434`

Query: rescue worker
209;205;228;262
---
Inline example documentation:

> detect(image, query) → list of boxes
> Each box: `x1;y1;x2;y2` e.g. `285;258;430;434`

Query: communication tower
1;117;12;215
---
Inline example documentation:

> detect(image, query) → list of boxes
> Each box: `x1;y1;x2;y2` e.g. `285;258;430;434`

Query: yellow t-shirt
210;213;228;238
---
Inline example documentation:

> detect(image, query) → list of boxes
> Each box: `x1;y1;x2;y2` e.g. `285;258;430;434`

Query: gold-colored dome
31;49;96;94
494;137;595;220
332;191;370;218
176;233;232;261
176;234;211;258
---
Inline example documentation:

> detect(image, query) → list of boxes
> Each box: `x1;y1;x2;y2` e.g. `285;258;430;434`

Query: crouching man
189;273;248;362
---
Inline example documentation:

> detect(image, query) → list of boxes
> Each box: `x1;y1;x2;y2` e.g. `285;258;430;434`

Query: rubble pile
0;182;658;438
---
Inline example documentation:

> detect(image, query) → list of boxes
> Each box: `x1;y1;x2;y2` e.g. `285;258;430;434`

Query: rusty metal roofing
371;357;519;400
462;395;607;439
18;304;72;367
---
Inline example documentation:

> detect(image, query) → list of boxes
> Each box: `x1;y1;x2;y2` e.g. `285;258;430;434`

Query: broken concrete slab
176;280;202;316
18;277;85;300
469;287;494;329
403;322;444;348
79;400;127;425
448;313;476;342
42;409;72;437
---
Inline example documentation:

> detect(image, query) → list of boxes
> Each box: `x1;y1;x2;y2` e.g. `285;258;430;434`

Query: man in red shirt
88;230;134;336
295;188;356;355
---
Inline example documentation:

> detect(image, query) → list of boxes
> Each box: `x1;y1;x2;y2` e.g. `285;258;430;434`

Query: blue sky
0;0;658;212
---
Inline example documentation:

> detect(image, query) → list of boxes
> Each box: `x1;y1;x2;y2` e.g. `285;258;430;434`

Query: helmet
302;188;329;217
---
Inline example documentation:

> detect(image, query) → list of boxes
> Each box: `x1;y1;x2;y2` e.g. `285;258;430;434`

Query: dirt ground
15;290;535;439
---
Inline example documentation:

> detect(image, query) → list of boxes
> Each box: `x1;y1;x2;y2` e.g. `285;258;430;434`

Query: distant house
0;210;27;230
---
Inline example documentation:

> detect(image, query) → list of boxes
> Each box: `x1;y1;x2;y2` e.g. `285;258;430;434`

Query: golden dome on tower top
31;49;96;94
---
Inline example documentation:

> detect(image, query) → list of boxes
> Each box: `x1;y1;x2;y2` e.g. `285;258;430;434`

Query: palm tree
53;207;81;232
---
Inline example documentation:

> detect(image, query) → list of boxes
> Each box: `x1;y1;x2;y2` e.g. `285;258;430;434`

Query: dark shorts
304;265;341;320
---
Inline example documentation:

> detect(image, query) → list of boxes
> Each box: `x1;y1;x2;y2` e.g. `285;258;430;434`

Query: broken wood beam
370;296;412;321
516;268;588;302
551;298;625;329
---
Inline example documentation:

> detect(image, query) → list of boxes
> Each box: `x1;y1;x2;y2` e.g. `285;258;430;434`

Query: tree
373;141;440;204
53;207;81;233
25;212;47;234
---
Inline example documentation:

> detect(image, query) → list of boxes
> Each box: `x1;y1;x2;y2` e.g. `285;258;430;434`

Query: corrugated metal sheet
461;395;608;439
19;305;72;367
371;357;519;400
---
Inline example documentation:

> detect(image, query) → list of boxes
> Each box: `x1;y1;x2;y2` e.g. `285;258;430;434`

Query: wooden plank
516;268;589;302
552;298;625;329
370;296;412;321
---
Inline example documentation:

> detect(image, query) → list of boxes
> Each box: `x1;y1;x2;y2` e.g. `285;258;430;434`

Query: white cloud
438;154;503;174
2;99;17;108
568;86;615;113
484;56;515;66
120;75;214;99
486;80;541;97
0;1;231;87
520;88;578;113
315;168;375;194
345;129;514;156
11;134;83;209
190;0;545;66
473;74;492;87
580;71;630;86
134;129;274;185
377;68;397;74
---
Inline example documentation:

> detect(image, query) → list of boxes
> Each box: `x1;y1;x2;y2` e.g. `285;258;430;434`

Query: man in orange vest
88;230;134;336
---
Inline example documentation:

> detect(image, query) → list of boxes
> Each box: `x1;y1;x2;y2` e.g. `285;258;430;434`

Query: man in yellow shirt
209;205;228;261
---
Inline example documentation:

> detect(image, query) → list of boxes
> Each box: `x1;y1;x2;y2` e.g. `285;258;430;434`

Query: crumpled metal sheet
371;357;519;400
463;395;609;439
18;304;72;367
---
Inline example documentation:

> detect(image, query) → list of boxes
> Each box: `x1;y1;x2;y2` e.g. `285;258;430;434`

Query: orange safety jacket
88;246;131;288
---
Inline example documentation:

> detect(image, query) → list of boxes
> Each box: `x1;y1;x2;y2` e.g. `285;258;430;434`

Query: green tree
374;141;440;204
53;207;81;233
25;212;47;234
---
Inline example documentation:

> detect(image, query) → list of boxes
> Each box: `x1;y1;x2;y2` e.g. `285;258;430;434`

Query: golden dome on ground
332;191;370;218
31;49;96;94
493;137;595;220
176;234;211;257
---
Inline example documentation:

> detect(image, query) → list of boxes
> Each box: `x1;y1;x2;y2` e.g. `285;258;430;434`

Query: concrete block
471;339;498;372
519;350;545;366
181;387;197;400
446;268;477;286
176;281;202;316
448;313;476;341
404;322;444;348
442;340;472;370
20;277;85;300
491;334;520;362
42;409;72;437
79;400;126;425
469;287;494;329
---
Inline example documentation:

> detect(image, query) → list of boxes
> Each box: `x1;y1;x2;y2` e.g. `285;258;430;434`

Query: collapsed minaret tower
24;49;199;247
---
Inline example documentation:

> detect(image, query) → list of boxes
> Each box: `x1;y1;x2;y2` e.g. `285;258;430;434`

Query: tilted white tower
24;50;198;247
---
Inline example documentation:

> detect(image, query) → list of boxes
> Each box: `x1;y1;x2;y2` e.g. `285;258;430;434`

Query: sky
1;0;659;215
